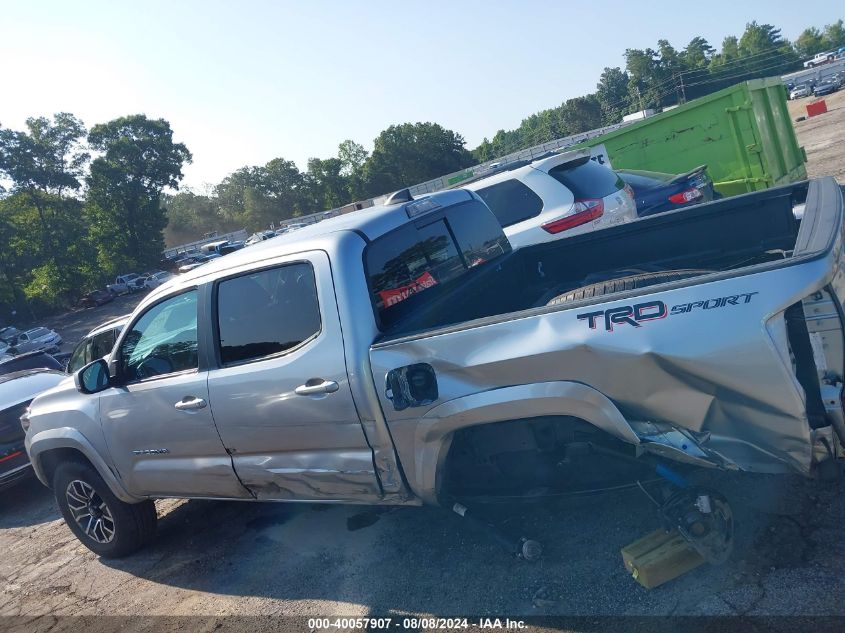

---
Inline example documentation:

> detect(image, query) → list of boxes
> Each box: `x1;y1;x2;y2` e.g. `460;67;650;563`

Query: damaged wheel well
438;415;644;501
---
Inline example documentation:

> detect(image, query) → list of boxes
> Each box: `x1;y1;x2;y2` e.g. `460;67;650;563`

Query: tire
546;269;711;306
53;460;157;558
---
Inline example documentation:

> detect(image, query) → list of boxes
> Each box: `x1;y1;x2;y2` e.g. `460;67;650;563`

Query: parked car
790;83;811;99
79;289;115;309
1;369;66;490
106;274;142;295
276;223;308;236
813;76;840;97
22;179;844;559
66;316;128;374
0;351;64;376
617;165;718;217
245;230;276;246
462;149;637;249
177;254;219;273
5;327;62;355
143;271;174;290
0;327;22;345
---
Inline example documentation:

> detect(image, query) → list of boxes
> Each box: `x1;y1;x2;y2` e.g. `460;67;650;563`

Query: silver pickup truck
23;177;845;558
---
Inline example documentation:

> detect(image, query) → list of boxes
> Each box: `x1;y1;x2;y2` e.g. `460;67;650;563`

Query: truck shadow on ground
0;476;59;528
99;470;843;616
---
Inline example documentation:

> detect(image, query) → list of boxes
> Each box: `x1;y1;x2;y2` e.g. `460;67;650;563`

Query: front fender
411;381;637;504
26;427;142;503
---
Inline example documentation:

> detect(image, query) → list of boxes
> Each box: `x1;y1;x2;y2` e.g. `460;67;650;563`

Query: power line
682;58;797;88
674;46;798;78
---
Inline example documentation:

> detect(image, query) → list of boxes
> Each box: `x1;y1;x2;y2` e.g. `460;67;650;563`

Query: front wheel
53;460;157;558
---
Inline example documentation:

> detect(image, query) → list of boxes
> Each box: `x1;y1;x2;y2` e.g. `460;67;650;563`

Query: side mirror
74;358;112;394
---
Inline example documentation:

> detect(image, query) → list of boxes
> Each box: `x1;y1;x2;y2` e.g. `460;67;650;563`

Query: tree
337;139;368;176
680;37;715;70
306;157;347;210
738;22;785;56
362;123;474;196
162;190;234;246
625;47;673;110
214;158;314;231
0;113;92;308
86;115;191;273
795;27;826;58
822;19;845;51
558;95;603;134
596;67;630;124
0;113;89;197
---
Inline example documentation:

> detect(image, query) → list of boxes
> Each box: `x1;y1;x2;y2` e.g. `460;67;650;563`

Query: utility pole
636;86;645;113
679;72;687;104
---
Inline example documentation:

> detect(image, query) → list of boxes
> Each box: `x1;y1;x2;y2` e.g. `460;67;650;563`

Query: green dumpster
577;77;806;197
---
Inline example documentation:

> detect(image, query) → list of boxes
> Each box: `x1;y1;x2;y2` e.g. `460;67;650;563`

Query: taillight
541;199;604;234
668;188;703;204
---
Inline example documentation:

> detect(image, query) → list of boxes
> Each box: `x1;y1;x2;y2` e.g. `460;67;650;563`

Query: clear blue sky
1;0;840;188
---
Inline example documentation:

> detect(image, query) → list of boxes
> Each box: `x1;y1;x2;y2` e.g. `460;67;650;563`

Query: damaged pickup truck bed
24;177;845;557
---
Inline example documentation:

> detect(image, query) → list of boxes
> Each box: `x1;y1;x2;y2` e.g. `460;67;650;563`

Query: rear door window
549;158;625;199
216;262;321;365
474;179;543;227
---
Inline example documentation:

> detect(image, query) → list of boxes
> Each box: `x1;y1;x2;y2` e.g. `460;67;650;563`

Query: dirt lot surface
2;100;845;630
789;88;845;183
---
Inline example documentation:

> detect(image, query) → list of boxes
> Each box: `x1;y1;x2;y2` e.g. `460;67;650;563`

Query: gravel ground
789;88;845;183
2;102;845;628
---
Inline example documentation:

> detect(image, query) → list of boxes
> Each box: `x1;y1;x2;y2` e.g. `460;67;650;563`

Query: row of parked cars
0;314;129;490
171;239;247;273
788;71;845;100
79;271;175;310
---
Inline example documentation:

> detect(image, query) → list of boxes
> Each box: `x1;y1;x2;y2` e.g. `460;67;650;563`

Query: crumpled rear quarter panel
370;257;835;492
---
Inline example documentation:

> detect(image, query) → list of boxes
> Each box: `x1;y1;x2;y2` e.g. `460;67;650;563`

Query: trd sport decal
577;292;758;332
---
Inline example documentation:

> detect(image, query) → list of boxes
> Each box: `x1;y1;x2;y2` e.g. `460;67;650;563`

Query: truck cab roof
176;189;480;286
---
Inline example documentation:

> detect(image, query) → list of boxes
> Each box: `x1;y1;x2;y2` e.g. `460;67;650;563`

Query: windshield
27;327;50;338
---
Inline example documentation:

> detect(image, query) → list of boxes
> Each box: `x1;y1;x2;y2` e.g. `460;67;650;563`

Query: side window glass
90;330;117;361
120;291;199;381
217;262;321;365
67;340;92;374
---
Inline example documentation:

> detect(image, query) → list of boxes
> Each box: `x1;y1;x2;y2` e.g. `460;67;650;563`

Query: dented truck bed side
369;178;845;503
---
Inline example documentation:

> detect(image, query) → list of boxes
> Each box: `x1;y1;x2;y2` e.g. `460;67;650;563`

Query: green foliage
0;115;94;316
362;123;475;195
86;115;191;274
596;67;631;126
214;159;313;232
795;27;826;58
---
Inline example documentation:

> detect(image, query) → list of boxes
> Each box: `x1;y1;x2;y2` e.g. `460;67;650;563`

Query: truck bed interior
379;181;811;340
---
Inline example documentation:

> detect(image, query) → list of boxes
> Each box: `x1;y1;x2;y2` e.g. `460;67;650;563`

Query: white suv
463;150;637;250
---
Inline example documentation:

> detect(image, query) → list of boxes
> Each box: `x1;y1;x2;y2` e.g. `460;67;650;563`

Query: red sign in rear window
378;272;438;307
